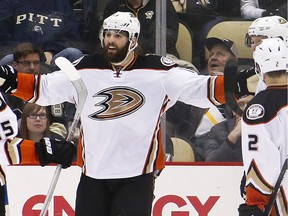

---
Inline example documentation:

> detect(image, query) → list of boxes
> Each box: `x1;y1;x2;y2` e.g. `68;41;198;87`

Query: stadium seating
171;0;187;12
176;21;193;63
170;137;195;162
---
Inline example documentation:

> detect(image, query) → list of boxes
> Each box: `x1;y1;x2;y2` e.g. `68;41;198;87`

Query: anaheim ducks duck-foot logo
89;86;145;120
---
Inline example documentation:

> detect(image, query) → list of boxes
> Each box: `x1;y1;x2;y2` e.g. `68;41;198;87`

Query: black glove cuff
53;140;76;168
35;138;54;166
238;203;264;216
35;137;76;168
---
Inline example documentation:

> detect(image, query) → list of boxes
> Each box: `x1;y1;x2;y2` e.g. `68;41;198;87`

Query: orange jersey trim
5;138;39;165
155;127;165;171
76;133;84;168
214;76;225;104
12;73;38;101
208;76;225;105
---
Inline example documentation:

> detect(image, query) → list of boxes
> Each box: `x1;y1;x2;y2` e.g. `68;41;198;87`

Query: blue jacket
0;0;81;54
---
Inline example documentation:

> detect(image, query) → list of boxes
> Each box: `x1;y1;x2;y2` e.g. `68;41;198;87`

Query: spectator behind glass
5;42;45;118
102;0;198;71
195;37;238;135
5;43;68;140
166;37;238;161
204;94;254;162
240;0;287;19
204;37;238;75
12;43;50;75
20;103;65;142
0;0;83;68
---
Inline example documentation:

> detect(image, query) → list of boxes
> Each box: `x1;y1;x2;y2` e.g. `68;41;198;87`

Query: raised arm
0;65;76;106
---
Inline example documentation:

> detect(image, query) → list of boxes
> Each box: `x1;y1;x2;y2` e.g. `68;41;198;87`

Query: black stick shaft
264;158;287;216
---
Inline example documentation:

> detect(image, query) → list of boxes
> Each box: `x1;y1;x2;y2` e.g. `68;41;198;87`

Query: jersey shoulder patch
243;87;287;124
133;54;177;70
160;56;176;67
245;104;265;120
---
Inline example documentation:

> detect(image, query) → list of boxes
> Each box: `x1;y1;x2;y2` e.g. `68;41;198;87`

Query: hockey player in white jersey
0;12;226;215
238;38;287;216
0;84;76;216
244;15;288;94
0;62;76;216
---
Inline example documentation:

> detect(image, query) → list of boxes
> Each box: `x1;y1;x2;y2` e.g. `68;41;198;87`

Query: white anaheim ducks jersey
0;93;44;188
13;54;225;179
241;85;288;215
0;93;19;185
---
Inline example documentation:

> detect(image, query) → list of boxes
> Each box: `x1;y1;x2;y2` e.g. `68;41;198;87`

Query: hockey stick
264;158;288;216
223;59;243;116
40;57;88;216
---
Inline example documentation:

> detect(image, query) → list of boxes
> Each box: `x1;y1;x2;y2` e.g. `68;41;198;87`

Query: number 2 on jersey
248;134;258;151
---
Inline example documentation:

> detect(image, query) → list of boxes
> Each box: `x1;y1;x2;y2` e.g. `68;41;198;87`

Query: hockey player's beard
103;42;130;64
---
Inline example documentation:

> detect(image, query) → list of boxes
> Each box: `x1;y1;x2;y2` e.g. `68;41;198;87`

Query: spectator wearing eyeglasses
19;103;65;142
3;43;70;140
15;60;40;71
12;43;50;75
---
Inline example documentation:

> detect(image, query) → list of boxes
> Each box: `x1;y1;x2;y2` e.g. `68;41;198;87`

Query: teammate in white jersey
243;15;288;95
238;38;287;216
0;12;227;215
0;83;76;215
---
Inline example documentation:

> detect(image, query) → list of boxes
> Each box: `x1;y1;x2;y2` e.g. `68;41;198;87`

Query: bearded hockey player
0;12;227;215
0;66;76;216
239;38;287;216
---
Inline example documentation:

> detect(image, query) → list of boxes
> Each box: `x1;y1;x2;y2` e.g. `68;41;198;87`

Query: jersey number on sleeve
248;134;258;151
0;120;14;140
